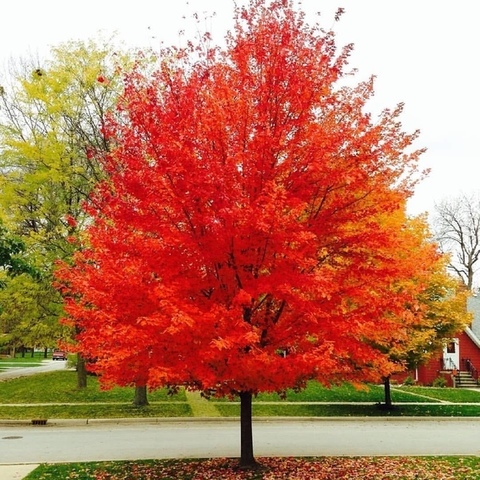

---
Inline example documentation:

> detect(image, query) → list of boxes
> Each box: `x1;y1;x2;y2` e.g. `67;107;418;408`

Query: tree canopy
0;38;129;262
370;215;470;406
56;0;442;467
0;223;36;282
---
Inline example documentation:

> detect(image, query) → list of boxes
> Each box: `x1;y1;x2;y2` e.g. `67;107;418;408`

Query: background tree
434;193;480;291
374;216;470;408
0;38;132;385
0;222;37;282
57;0;438;468
0;223;42;355
0;274;68;356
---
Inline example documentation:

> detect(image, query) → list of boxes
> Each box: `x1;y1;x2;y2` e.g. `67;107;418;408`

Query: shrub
402;375;416;386
432;376;447;388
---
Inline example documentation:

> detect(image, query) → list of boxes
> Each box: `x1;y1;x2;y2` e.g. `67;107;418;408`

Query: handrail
464;358;479;381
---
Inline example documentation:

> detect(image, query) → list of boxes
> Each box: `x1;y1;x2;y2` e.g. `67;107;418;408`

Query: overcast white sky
1;0;478;219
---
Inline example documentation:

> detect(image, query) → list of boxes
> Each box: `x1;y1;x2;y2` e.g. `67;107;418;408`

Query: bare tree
434;193;480;290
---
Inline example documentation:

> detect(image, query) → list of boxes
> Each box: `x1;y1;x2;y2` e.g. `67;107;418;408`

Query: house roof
467;294;480;339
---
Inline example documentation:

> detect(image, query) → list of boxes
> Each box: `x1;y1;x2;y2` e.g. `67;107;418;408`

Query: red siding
458;331;480;373
416;355;446;386
413;331;480;386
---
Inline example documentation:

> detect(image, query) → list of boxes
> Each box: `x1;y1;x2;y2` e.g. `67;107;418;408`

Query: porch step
455;371;479;388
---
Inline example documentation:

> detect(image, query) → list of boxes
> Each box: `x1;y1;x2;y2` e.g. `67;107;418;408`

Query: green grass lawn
252;380;480;404
0;370;186;403
0;370;190;419
395;385;480;403
252;381;439;403
1;370;480;420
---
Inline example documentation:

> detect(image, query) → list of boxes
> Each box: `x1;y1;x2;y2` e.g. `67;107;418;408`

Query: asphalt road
2;417;480;465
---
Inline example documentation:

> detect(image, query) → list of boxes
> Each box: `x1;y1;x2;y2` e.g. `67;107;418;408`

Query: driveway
0;359;67;381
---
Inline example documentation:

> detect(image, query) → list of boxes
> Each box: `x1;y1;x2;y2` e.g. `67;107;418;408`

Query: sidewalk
0;464;39;480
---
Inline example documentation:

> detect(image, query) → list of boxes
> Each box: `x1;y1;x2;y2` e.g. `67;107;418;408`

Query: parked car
52;349;67;361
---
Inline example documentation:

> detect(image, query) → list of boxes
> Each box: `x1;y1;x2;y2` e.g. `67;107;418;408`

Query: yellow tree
0;38;130;258
0;38;133;384
377;215;470;407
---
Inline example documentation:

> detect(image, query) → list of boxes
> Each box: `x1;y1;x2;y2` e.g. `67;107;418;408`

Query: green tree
0;273;67;356
0;223;36;282
0;223;42;354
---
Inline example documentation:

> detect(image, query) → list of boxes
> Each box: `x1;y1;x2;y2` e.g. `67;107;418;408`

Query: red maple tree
56;0;438;467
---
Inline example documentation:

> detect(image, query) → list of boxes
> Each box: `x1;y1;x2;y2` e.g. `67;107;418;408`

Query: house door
443;338;459;370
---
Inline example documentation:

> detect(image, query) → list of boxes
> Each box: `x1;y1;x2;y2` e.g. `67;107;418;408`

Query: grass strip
24;456;480;480
3;402;480;420
217;402;480;417
0;403;191;420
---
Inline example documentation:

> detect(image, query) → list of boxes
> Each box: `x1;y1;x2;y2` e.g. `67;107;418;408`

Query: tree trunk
239;391;257;468
76;353;87;389
133;385;149;407
383;376;392;408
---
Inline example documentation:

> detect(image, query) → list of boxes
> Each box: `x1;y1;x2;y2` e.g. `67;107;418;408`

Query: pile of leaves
32;457;480;479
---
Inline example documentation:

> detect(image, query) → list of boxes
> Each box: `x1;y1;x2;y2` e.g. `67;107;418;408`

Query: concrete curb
3;415;480;428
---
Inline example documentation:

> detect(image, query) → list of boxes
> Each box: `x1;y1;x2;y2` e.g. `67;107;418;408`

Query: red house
413;294;480;387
